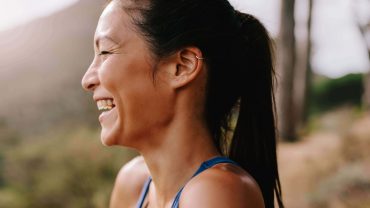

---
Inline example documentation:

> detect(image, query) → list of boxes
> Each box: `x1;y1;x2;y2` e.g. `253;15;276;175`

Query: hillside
0;0;105;134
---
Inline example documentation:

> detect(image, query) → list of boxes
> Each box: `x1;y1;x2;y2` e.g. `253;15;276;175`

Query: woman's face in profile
82;1;174;147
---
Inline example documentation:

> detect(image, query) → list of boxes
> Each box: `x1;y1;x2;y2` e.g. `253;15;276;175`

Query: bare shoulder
180;164;265;208
110;156;150;208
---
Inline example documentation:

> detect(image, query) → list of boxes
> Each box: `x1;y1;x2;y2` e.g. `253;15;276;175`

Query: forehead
95;1;135;43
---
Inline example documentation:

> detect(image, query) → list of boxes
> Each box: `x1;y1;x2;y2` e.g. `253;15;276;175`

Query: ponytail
228;11;284;208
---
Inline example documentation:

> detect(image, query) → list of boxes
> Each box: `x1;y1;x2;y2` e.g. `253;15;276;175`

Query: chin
99;107;124;145
100;121;123;146
99;117;143;148
100;126;137;148
100;130;117;146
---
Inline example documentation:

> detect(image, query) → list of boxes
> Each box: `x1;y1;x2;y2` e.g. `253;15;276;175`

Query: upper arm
179;170;265;208
110;156;149;208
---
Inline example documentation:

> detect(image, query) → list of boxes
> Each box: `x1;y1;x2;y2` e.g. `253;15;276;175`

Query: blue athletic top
136;156;239;208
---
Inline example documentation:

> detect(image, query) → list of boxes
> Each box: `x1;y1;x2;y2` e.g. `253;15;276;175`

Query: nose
81;61;99;92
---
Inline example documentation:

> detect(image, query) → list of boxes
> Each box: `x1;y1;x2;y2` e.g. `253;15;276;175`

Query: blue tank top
136;156;239;208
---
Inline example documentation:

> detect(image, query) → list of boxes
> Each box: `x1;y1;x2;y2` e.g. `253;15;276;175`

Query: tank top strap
191;156;239;178
171;156;239;208
136;177;152;208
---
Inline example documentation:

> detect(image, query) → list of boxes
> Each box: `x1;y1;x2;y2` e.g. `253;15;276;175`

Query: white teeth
97;99;114;111
107;100;112;106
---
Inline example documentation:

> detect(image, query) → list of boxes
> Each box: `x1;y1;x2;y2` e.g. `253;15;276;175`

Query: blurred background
0;0;369;207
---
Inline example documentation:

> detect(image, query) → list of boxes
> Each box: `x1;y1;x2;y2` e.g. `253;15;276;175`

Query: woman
82;0;284;207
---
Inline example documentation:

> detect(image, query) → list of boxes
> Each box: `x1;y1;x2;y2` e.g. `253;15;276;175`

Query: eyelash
98;51;111;56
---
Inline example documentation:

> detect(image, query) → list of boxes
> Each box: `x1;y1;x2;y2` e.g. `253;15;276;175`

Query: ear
161;47;205;89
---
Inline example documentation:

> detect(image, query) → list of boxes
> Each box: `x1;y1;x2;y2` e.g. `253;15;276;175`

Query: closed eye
98;51;111;56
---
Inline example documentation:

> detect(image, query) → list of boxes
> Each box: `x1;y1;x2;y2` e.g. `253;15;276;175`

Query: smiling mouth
97;99;116;111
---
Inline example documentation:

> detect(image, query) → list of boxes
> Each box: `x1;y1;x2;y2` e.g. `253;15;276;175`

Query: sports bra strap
136;177;152;208
136;156;239;208
171;156;238;208
191;156;239;178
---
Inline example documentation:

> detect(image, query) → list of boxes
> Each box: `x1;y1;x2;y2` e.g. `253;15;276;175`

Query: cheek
99;56;162;117
99;54;153;90
98;58;123;89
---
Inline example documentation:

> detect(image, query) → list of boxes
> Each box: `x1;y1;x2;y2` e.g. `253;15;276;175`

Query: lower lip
98;107;115;123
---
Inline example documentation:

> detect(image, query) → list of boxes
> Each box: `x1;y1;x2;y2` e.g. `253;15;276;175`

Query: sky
0;0;78;31
0;0;369;78
229;0;370;78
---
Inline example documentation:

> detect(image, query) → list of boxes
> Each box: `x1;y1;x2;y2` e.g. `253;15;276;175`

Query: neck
138;114;220;207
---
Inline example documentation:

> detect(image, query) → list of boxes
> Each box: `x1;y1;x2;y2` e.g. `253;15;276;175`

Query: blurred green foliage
0;124;136;208
309;73;364;115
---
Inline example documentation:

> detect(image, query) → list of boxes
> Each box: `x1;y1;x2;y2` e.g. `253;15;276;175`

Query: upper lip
93;95;114;102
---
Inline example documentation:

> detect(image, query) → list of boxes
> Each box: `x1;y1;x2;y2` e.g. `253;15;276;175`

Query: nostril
87;83;96;90
82;78;97;91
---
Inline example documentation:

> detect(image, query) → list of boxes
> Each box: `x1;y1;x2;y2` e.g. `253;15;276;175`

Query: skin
81;1;264;208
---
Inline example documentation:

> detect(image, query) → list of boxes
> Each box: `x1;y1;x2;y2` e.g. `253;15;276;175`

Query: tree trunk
353;0;370;110
364;71;370;110
277;0;297;141
295;0;314;127
363;44;370;110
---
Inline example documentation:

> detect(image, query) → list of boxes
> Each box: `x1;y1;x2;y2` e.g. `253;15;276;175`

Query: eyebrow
94;35;118;49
